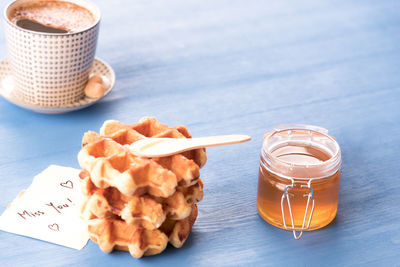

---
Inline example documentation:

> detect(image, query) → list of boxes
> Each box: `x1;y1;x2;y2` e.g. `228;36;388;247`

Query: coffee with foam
8;0;96;33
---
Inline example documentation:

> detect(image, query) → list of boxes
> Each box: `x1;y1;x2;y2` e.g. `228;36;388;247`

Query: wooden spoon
127;135;251;157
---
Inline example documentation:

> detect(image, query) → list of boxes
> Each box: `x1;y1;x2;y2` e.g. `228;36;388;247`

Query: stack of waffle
77;117;207;258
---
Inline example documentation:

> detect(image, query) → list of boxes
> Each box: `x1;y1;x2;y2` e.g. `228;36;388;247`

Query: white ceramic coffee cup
3;0;101;107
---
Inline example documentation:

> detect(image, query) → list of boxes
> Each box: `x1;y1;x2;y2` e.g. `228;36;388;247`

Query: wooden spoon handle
129;135;251;157
185;135;251;148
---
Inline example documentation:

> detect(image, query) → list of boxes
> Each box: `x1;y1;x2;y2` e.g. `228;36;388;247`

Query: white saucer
0;58;115;114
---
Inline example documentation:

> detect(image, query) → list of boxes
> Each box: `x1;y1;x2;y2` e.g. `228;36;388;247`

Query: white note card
0;165;89;250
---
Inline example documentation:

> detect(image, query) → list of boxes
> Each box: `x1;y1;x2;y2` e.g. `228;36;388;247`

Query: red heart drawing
48;223;59;231
60;180;73;189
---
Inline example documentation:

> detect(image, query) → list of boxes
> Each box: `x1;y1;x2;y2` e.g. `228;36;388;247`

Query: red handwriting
16;198;73;220
17;210;45;220
45;198;73;214
60;180;73;189
48;223;60;231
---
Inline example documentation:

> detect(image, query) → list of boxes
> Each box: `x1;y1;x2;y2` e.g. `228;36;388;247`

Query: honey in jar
257;125;341;239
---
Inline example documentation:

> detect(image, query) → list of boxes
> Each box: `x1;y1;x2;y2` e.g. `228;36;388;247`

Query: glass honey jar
257;124;341;239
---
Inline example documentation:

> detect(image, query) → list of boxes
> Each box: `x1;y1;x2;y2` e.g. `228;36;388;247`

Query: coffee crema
8;1;96;33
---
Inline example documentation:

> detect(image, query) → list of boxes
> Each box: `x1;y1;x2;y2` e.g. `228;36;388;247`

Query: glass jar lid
261;124;341;180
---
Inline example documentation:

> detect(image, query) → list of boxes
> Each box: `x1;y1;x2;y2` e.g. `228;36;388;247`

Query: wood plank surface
0;0;399;266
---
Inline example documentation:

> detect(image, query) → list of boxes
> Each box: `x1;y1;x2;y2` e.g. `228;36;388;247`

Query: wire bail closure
281;178;315;239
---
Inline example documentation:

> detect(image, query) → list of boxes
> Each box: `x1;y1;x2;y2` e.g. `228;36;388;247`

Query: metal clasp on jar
281;178;315;239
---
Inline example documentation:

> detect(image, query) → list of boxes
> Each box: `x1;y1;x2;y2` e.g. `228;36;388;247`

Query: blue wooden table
1;0;400;266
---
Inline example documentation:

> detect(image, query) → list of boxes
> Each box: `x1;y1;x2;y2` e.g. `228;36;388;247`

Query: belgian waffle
80;170;203;229
99;118;207;170
78;120;207;196
78;131;179;197
87;217;169;258
87;203;198;258
78;117;206;258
